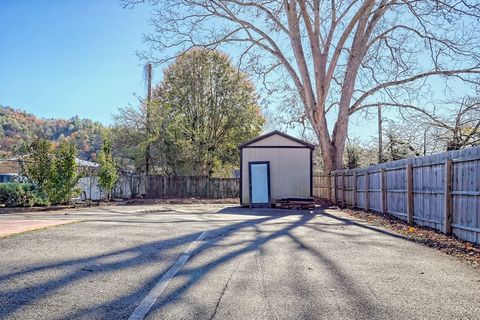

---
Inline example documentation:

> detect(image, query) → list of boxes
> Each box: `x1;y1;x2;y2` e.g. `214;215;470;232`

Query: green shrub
22;139;80;205
0;183;49;207
98;134;117;200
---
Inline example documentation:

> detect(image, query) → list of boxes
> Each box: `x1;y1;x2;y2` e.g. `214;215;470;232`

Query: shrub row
0;183;49;207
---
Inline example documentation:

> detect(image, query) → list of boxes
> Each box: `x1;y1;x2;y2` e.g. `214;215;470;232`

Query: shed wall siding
247;134;305;147
242;148;310;204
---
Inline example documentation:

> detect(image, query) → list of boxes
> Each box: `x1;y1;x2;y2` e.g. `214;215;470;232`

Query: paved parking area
0;204;479;319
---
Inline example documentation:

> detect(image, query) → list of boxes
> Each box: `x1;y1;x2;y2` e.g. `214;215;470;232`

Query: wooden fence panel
368;171;382;212
335;174;341;204
412;164;444;230
452;159;480;243
313;146;480;244
385;167;407;220
331;174;337;203
146;176;239;199
356;173;366;210
344;174;354;206
312;173;330;199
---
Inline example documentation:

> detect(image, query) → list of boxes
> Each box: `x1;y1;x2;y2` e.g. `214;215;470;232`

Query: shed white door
249;162;270;206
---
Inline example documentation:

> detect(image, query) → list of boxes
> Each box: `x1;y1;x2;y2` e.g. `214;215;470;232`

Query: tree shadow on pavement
0;207;388;319
217;206;316;217
0;213;284;318
320;211;408;240
60;213;319;319
285;231;382;319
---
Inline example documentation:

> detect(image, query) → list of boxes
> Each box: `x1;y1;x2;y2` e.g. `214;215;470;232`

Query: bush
0;183;49;207
22;139;80;205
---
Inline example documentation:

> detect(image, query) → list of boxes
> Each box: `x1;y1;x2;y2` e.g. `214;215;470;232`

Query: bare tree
377;105;383;163
375;115;436;158
413;97;480;150
112;99;173;174
123;0;480;172
371;97;480;159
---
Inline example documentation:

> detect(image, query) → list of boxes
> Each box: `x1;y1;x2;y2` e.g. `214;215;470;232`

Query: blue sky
0;0;380;141
0;0;153;124
2;1;458;143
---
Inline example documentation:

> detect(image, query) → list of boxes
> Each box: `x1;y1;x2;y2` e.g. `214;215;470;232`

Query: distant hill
0;106;105;161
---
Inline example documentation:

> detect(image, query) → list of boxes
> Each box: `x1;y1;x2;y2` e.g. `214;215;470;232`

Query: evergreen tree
49;142;80;204
97;135;118;200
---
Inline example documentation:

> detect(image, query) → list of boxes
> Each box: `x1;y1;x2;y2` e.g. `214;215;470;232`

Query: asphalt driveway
0;204;478;319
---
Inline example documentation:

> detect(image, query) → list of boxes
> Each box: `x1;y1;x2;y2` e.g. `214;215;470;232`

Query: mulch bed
0;198;240;214
341;207;480;269
123;198;240;205
0;201;108;215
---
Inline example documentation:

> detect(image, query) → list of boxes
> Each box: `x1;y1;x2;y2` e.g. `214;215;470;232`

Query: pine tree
97;135;118;200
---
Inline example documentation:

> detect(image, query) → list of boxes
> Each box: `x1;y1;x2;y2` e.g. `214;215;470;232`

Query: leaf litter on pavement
339;207;480;269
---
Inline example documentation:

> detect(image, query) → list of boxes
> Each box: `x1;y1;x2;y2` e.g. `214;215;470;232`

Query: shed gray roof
238;130;315;149
0;157;100;168
75;158;100;168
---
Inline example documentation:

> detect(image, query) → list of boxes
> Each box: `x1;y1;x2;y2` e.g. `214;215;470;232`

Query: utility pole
423;129;427;156
145;63;152;176
378;104;383;163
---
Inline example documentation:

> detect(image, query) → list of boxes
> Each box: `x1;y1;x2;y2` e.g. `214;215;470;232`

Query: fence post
341;173;346;208
332;174;337;204
162;176;166;197
353;172;357;208
365;171;370;211
186;177;191;197
327;174;332;200
144;175;149;198
406;163;414;224
444;159;453;234
381;169;387;214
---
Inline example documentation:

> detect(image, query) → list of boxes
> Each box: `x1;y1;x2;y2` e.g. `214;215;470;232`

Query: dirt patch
342;207;480;269
0;220;79;238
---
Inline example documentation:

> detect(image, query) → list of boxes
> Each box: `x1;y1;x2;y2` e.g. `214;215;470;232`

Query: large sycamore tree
123;0;480;173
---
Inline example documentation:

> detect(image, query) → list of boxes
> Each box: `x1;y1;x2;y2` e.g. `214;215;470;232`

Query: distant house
78;168;146;201
0;157;99;175
0;157;143;201
76;159;100;171
0;156;101;200
0;158;21;175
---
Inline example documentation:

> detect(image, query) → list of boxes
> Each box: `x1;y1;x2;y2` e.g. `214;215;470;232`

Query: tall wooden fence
313;147;480;244
146;176;239;199
78;174;145;201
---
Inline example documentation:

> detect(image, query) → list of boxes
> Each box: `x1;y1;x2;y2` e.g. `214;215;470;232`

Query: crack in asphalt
255;251;276;320
208;261;238;320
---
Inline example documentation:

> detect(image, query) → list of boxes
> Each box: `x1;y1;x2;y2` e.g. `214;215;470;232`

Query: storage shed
239;130;314;207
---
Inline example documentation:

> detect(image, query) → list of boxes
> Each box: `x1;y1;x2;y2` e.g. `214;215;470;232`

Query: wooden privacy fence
146;176;239;199
313;146;480;244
